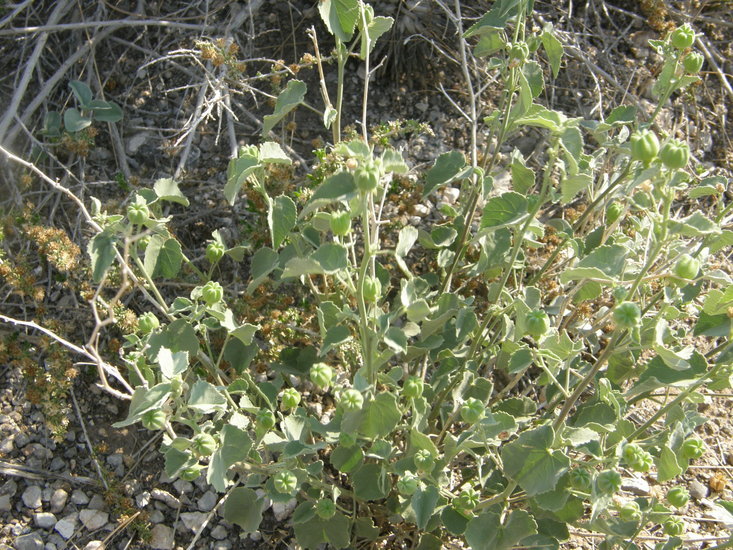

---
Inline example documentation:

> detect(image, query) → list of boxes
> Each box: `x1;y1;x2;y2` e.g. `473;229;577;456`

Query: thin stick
70;386;109;490
0;19;217;36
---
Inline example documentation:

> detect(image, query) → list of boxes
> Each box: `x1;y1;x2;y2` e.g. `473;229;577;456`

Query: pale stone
149;524;174;550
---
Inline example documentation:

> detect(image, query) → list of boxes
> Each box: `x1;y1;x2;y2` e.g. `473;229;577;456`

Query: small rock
272;498;297;522
149;524;174;550
14;532;44;550
126;132;151;155
690;479;709;500
15;432;30;448
44;543;56;550
48;458;65;472
148;510;165;524
0;438;13;454
135;491;151;508
197;491;218;512
54;514;77;539
621;477;650;496
180;511;207;533
22;486;43;509
70;490;89;506
210;525;228;540
411;204;430;217
0;494;11;512
1;479;18;496
442;187;460;204
49;490;68;514
34;513;57;529
249;531;262;542
212;542;231;550
172;480;193;495
87;494;106;511
702;499;733;529
83;541;104;550
151;488;180;509
79;509;109;531
106;453;124;468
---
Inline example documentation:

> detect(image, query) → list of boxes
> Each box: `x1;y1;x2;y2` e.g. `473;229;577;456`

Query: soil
0;1;732;549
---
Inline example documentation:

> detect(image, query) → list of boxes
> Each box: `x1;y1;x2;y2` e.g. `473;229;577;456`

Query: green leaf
523;61;544;98
360;14;393;60
88;231;116;283
69;80;93;107
318;0;359;41
465;509;538;550
157;348;188;379
320;324;351;356
225;152;259;205
541;26;563;78
464;0;522;36
230;323;258;346
262;79;307;136
384;326;407;354
512;104;567;132
480;192;529;229
301;172;357;218
112;383;172;428
259;141;291;163
247;247;279;294
63;108;92;132
360;393;401;439
269;195;297;248
560;244;628;284
223;487;265;532
153;178;189;206
501;425;570;496
561;174;593;205
207;425;253;492
144;235;183;279
312;242;348;273
511;152;535;195
146;319;199;360
382;148;408;174
352;463;390;500
331;444;364;473
396;226;419;257
669;211;720;236
442;506;469;535
89;100;123;123
294;510;351;549
411;485;440;530
188;380;227;414
423;151;467;197
656;445;683;483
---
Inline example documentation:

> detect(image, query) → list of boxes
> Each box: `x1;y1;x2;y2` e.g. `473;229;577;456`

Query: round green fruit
596;470;622;495
673;254;700;280
141;409;167;431
619;501;642;522
630;130;660;166
397;472;419;495
659;139;690;170
355;164;379;193
192;433;217;457
280;388;301;410
683;51;704;74
614;301;641;329
606;201;624;224
526;310;550;339
137;312;160;334
127;203;149;225
273;471;298;495
340;389;364;411
413;449;434;473
315;498;336;519
206;241;225;264
330;211;352;236
664;517;685;536
402;376;424;399
666;487;690;508
201;281;224;306
310;363;334;389
363;276;382;303
460;398;484;424
670;24;695;50
680;437;704;459
180;465;203;481
256;408;276;431
454;487;480;510
569;468;593;491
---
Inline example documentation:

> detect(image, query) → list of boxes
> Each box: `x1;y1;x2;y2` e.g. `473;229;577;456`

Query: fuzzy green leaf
269;195;297;248
223;488;265;532
154;178;189;206
262;79;307;136
480;192;529;228
465;509;538;550
501;425;570;496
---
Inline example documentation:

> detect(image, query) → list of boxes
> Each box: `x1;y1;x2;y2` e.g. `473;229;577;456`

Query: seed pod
670;24;695;50
397;472;420;495
681;437;704;459
363;276;382;303
201;281;224;306
280;388;301;410
606;201;624;224
192;433;217;457
413;449;434;473
127;203;149;225
310;363;334;389
402;376;424;399
619;501;642;522
206;241;226;264
673;254;700;280
525;310;550;339
340;389;364;411
330;211;352;236
666;487;690;508
630;130;660;166
138;312;160;334
256;408;276;431
315;498;336;519
355;163;379;193
664;517;685;536
683;51;704;74
613;302;641;329
460;398;484;424
273;471;298;495
596;470;622;495
659;139;690;170
141;409;167;430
